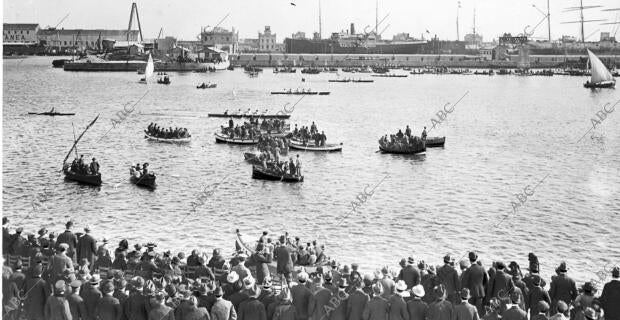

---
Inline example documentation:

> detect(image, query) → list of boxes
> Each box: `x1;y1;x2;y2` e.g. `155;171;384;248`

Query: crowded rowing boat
196;82;217;89
379;125;426;154
271;89;330;95
145;123;191;141
129;163;157;188
371;74;408;78
208;109;291;119
328;78;374;83
251;153;304;182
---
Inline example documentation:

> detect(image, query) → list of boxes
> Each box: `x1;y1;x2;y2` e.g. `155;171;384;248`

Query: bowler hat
612;266;619;278
90;274;101;285
558;261;568;272
468;251;478;261
243;276;255;289
459;260;470;269
443;254;452;263
582;282;596;293
407;257;415;264
496;261;506;270
412;284;425;297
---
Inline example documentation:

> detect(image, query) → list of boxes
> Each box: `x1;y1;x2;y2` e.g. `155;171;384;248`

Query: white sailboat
584;49;616;88
139;53;154;84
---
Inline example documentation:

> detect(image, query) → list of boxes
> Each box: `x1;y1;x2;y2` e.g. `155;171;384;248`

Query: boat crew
421;127;427;140
229;118;234;129
142;163;149;176
288;158;296;176
405;125;412;137
295;155;302;176
71;158;79;172
90;158;99;175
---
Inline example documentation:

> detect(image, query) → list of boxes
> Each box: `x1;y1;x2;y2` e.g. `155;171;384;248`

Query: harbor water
3;56;619;283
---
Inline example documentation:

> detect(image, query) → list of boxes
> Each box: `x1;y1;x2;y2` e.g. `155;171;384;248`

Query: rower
90;158;99;175
295;154;302;176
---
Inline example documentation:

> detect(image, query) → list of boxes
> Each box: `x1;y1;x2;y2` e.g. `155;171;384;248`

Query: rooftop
3;23;40;30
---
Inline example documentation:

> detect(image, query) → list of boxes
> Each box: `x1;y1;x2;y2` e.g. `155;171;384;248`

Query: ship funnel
351;23;355;35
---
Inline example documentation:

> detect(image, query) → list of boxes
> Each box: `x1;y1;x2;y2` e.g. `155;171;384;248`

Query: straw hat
411;284;425;297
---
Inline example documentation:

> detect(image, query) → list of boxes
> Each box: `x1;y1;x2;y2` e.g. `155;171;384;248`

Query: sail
145;53;154;79
587;49;614;83
63;114;100;164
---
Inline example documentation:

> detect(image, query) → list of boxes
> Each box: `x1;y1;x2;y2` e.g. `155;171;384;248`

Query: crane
49;13;69;30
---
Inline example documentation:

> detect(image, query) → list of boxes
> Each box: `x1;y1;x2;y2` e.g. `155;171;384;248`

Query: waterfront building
259;26;280;52
292;31;306;40
37;29;140;52
3;23;40;44
239;38;260;53
201;27;238;54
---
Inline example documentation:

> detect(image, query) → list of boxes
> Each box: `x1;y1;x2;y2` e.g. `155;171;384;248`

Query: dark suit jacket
77;233;97;264
309;287;332;320
485;270;514;303
455;301;480;320
123;291;150;320
461;264;488;298
94;295;122;320
427;300;454;320
56;230;78;260
45;294;73;320
331;291;348;320
523;274;546;293
148;304;174;320
407;298;429;320
362;296;389;320
80;284;103;320
23;276;50;319
291;283;312;319
67;292;88;320
399;265;421;289
211;298;237;320
437;264;461;295
184;305;212;320
274;246;294;274
527;286;550;315
347;289;370;320
388;294;409;320
549;274;577;305
502;306;527;320
600;280;620;320
238;298;267;320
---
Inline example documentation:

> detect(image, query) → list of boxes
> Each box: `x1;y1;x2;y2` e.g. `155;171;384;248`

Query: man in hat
23;264;50;320
399;257;421;290
428;285;454;320
388;280;409;320
232;254;251;281
253;243;272;285
77;225;97;268
485;262;514;306
309;276;333;320
291;271;312;320
348;275;370;320
408;285;428;320
9;226;28;256
56;220;78;262
9;259;26;292
527;275;550;317
532;301;550;320
501;292;526;320
238;284;266;320
378;266;395;300
50;243;74;284
362;283;389;320
461;252;488;316
272;287;295;320
548;262;577;315
149;291;174;320
184;296;211;320
211;286;237;320
81;273;103;320
328;278;348;320
67;279;87;320
141;251;162;281
45;280;72;320
112;278;128;306
455;288;480;320
187;249;201;267
422;266;439;305
229;277;250;311
258;277;276;310
523;263;546;294
123;276;149;320
324;271;339;296
600;266;620;320
37;228;49;249
437;255;461;304
274;236;294;284
94;280;121;320
549;301;569;320
90;158;99;175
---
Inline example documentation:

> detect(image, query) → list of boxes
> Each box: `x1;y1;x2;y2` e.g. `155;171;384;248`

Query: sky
3;0;620;42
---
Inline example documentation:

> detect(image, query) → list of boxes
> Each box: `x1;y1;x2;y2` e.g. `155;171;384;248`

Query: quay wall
232;53;620;68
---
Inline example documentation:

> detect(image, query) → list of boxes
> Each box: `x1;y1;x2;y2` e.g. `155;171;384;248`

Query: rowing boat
270;91;330;95
63;166;102;186
425;136;446;148
28;112;75;116
145;133;191;143
215;133;259;145
208;113;290;119
130;173;156;188
244;152;263;165
289;141;343;152
252;165;304;182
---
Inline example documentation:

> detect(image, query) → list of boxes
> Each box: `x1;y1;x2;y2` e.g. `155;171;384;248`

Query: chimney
350;23;355;35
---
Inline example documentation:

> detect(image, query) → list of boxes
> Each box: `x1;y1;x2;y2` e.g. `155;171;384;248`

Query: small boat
197;82;217;89
425;136;446;148
584;49;616;88
214;133;259;145
371;74;408;78
28;111;75;116
139;53;155;84
244;152;263;165
144;132;191;143
208;112;290;119
130;171;156;188
271;90;330;95
378;138;426;154
62;115;102;186
52;59;70;68
252;165;303;182
157;76;171;84
301;68;321;74
289;141;343;152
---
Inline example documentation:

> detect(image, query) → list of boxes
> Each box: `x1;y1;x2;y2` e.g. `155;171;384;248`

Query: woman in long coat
253;243;272;284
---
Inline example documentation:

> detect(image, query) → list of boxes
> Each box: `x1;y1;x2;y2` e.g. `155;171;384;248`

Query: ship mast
318;0;322;39
376;0;379;44
580;0;585;42
456;1;461;41
547;0;552;42
473;6;477;46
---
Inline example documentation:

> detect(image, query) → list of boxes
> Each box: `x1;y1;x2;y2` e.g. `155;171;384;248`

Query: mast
473;7;477;46
547;0;551;42
318;0;322;39
580;0;585;42
376;0;379;45
63;115;100;165
456;1;461;41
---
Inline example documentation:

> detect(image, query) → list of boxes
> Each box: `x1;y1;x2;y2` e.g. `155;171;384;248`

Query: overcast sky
4;0;619;42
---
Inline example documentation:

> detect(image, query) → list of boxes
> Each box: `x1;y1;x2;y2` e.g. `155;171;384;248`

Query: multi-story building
37;29;140;51
239;38;259;53
292;31;306;40
201;27;238;54
3;23;40;43
259;26;279;52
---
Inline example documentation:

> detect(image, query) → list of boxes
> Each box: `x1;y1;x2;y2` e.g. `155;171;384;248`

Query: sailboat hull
584;81;615;88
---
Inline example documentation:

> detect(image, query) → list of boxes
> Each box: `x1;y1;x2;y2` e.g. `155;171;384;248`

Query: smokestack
351;23;355;35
